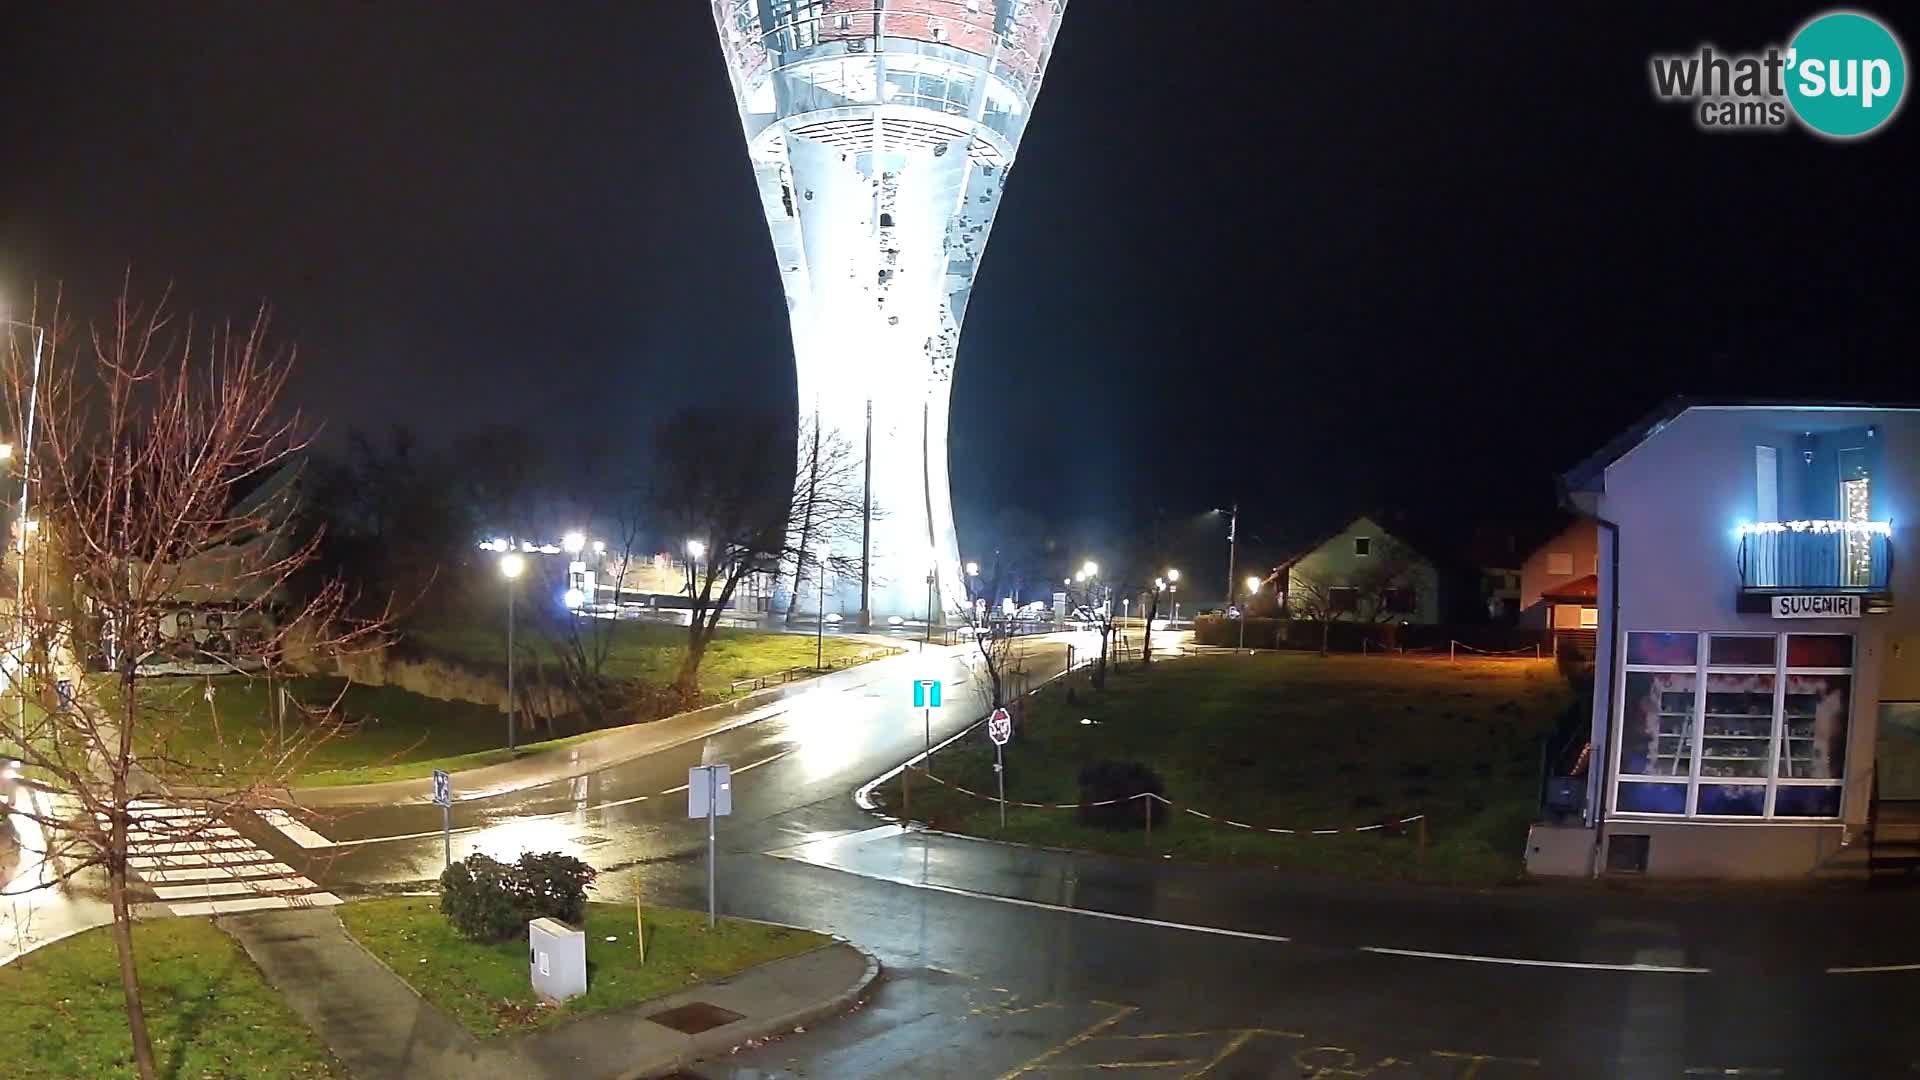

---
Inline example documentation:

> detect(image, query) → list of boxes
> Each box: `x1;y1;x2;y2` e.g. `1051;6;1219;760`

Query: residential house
122;457;306;674
1529;398;1920;879
1271;516;1444;626
1520;518;1601;653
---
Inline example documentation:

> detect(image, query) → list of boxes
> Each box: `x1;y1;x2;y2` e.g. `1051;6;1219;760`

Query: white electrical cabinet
528;917;586;1003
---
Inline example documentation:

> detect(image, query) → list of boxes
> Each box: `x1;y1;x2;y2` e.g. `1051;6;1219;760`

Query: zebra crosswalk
102;800;340;917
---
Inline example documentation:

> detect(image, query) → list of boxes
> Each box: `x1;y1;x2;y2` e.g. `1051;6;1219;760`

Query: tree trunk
1141;597;1155;666
678;618;712;698
1320;618;1331;656
107;860;158;1080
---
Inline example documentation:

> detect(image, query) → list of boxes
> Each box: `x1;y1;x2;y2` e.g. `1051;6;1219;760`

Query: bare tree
1063;569;1119;689
0;286;382;1080
950;559;1027;712
1349;537;1424;640
649;408;864;698
1285;569;1343;655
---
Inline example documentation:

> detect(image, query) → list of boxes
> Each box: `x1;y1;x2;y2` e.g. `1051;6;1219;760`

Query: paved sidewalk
292;644;954;809
220;907;879;1080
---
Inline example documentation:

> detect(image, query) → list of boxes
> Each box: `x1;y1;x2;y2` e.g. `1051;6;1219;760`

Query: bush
439;851;600;942
1192;615;1285;649
1076;760;1167;830
517;851;597;924
440;854;524;943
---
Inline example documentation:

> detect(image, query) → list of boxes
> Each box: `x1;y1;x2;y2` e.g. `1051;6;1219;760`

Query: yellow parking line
997;1004;1139;1079
1043;1062;1202;1071
1183;1030;1261;1077
1432;1050;1543;1078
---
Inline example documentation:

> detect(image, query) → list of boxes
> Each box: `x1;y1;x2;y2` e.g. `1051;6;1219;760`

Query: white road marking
120;799;341;914
774;853;1290;944
1826;962;1920;974
328;825;490;848
1361;946;1709;974
151;876;320;900
141;862;300;883
259;809;336;849
165;894;342;917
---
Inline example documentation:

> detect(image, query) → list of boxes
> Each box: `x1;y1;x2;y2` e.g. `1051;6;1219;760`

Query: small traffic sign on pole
914;679;942;777
689;765;732;927
432;769;452;869
987;707;1012;829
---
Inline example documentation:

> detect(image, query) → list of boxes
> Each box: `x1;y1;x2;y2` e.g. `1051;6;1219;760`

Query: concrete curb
285;646;939;809
621;943;883;1080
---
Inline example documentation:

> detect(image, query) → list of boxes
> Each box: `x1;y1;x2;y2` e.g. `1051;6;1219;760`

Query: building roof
1540;574;1598;604
1561;396;1920;497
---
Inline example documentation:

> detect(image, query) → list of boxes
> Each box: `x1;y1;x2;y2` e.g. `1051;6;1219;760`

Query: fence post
902;765;911;820
1450;640;1456;664
1416;816;1429;865
1141;793;1152;848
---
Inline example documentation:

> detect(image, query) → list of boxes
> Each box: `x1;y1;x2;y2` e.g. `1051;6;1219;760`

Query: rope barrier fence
1449;639;1544;661
909;769;1430;858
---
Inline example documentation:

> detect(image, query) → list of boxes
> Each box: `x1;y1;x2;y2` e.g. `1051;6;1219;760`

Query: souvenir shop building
1532;400;1920;877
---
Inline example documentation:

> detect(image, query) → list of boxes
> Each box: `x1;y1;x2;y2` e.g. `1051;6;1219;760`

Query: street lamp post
1241;574;1262;653
685;539;706;600
814;548;827;670
1167;567;1181;624
1217;503;1240;615
499;553;525;750
3;316;46;741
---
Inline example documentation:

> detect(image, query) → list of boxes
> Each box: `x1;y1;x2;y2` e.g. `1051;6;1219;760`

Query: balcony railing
1738;521;1892;592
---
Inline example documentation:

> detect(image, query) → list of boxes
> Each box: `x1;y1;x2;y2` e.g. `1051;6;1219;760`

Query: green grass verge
878;653;1571;886
407;618;886;700
122;676;511;788
338;897;829;1037
0;919;338;1080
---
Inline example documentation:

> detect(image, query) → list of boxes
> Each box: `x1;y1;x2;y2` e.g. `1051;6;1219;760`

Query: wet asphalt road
238;634;1920;1079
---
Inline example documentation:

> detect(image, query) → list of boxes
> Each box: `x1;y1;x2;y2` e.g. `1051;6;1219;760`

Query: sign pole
923;705;932;777
432;769;453;871
995;743;1006;829
706;766;717;929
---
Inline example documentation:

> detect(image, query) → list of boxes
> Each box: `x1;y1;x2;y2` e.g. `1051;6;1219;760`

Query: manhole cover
572;834;612;847
647;1001;744;1034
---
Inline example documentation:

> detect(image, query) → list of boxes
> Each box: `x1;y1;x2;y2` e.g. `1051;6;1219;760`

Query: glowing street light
965;561;980;577
499;553;525;751
561;531;586;555
1081;560;1099;578
1237;575;1263;653
686;539;706;559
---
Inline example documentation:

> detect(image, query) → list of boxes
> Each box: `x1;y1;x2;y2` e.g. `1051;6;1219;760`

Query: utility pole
859;399;872;630
1225;501;1240;614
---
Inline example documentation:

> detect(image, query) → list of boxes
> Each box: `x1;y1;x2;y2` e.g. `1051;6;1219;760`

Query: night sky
2;3;1914;566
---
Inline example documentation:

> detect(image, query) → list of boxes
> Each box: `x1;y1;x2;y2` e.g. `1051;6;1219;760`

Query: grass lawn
124;675;513;788
0;919;338;1080
407;617;888;700
338;897;830;1037
877;653;1572;885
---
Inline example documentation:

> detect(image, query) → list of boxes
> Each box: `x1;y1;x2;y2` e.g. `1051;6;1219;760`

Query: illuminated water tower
709;1;1069;624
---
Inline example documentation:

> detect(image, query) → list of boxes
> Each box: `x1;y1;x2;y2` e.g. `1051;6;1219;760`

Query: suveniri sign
1773;594;1862;618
